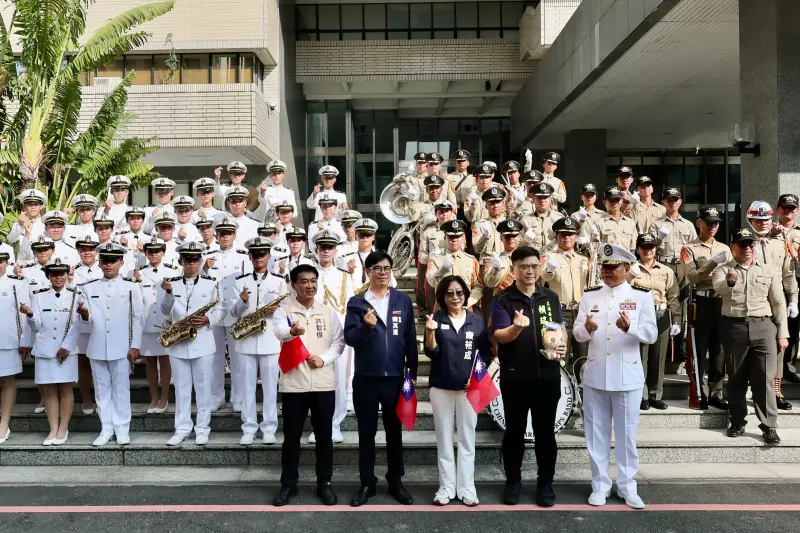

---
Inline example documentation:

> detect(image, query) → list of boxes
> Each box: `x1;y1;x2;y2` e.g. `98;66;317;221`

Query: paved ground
2;482;800;532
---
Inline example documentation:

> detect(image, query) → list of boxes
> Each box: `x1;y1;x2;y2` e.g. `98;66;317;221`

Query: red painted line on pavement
0;504;799;513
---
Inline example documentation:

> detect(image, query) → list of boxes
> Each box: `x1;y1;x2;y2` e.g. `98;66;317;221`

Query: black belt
693;290;719;298
658;256;680;265
723;316;770;323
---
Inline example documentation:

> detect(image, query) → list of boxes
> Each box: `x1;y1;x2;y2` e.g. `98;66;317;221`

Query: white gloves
491;253;503;269
577;236;590;245
480;222;491;238
629;263;641;277
524;228;537;243
468;191;480;205
790;302;799;319
575;206;588;221
442;254;454;270
669;324;681;337
545;256;559;273
421;211;436;225
629;191;641;204
589;225;600;239
515;189;527;203
406;186;420;202
658;225;670;239
711;251;728;264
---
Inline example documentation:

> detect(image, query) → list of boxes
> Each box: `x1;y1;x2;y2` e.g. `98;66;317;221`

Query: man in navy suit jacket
344;251;418;507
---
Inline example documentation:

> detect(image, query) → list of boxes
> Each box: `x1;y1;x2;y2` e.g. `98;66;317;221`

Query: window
211;54;237;83
410;4;431;27
318;5;340;30
342;5;363;30
239;54;254;83
387;4;409;30
297;5;316;31
97;58;124;78
364;4;386;29
182;54;209;84
480;3;501;28
125;55;152;85
154;54;179;84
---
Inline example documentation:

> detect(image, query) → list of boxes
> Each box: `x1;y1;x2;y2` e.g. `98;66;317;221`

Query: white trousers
171;354;213;437
584;385;642;495
430;387;478;500
239;352;279;436
332;346;350;432
212;326;241;407
90;359;131;438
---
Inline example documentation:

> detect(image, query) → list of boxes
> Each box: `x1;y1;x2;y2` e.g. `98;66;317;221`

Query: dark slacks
353;375;405;486
280;390;335;488
500;378;561;484
641;310;670;400
694;295;725;399
785;291;800;369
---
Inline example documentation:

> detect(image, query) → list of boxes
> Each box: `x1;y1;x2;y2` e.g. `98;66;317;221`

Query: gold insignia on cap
741;229;752;236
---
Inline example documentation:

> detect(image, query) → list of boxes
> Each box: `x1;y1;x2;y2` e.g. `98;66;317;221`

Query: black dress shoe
649;399;668;410
536;482;556;507
639;399;650;411
777;396;793;411
726;424;745;438
762;428;781;445
783;368;800;383
350;484;377;507
272;485;298;506
316;482;338;505
503;482;521;505
708;397;729;410
388;482;413;505
699;397;709;410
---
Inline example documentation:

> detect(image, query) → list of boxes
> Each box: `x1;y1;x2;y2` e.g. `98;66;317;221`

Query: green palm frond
69;32;151;74
0;149;20;166
84;1;175;48
43;75;81;164
74;71;134;157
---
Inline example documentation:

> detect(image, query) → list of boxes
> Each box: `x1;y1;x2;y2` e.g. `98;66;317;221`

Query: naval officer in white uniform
573;243;658;510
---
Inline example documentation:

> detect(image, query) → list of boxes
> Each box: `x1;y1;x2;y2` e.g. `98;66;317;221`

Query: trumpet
230;292;290;341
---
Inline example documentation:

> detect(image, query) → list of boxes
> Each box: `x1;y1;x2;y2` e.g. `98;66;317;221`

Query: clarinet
129;290;134;375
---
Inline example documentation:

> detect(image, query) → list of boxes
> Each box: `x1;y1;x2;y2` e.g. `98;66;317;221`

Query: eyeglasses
445;290;464;298
515;264;541;272
369;266;392;273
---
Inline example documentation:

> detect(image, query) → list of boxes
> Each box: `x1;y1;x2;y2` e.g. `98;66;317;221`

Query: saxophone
158;291;219;348
230;292;290;341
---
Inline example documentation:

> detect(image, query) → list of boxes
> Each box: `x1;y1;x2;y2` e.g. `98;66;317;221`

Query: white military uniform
0;274;31;377
73;261;104;354
65;223;96;247
98;203;131;232
307;219;346;254
28;285;82;384
142;203;175;234
52;239;80;267
160;274;226;440
78;274;144;442
22;263;50;295
229;214;259;243
7;218;45;264
230;271;287;440
0;243;15;266
138;261;182;356
260;184;298;217
573;252;658;501
306;189;347;221
192;206;225;222
174;221;202;244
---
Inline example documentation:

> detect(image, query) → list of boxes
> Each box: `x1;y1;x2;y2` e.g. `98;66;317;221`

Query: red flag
466;353;500;414
396;370;417;431
278;318;311;373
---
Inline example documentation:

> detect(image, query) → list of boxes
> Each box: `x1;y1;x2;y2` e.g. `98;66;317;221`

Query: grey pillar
739;0;800;222
563;129;607;212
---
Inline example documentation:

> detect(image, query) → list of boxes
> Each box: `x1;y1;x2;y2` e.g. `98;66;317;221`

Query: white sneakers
308;432;316;444
588;489;611;506
617;490;645;509
116;434;131;446
240;433;255;446
433;488;451;506
210;402;223;413
195;434;209;446
93;433;113;447
166;433;186;446
262;433;277;445
332;431;344;443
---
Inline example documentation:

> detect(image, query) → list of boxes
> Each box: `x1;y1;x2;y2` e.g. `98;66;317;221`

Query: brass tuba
379;174;415;224
158;299;219;348
230;292;290;341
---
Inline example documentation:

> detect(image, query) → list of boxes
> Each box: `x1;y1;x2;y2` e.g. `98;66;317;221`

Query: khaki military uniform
514;198;535;220
540;248;589;364
779;223;800;371
713;259;788;430
596;213;637;252
648;215;698;266
464;187;494;223
416;225;447;312
679;238;732;400
572;206;606;231
446;171;474;206
630;201;666;234
407;199;434;223
628;261;680;401
484;252;514;295
426;250;483;309
472;217;505;259
542;174;567;206
519;210;564;251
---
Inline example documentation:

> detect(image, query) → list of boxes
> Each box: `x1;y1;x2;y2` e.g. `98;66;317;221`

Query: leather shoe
388;482;413;505
762;428;781;445
783;368;800;383
726;424;745;438
316;482;338;506
350;484;376;507
708;397;729;410
272;486;298;507
503;482;521;505
649;399;668;410
777;396;793;411
639;399;650;411
536;481;556;507
699;397;709;410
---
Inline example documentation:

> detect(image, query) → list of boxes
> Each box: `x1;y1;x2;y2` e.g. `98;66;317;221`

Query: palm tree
0;0;175;218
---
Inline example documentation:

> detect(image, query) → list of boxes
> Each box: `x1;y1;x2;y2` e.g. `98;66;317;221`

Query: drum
487;358;575;441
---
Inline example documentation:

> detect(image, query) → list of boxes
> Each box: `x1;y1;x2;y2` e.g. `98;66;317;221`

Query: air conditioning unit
93;77;123;89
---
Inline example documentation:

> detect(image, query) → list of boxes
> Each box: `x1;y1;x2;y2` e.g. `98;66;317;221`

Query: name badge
441;324;450;330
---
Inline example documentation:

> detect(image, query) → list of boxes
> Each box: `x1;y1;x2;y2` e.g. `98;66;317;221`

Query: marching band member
73;234;103;415
195;216;217;249
172;195;202;244
464;164;496;223
214;161;259;212
426;152;457;204
229;237;287;446
272;264;345;507
0;252;31;445
408;174;444;225
500;160;525;214
257;221;279;242
160;242;226;446
596;187;637;252
141;177;176;233
137;237;180;414
484;220;523;298
649;187;697;267
42;211;80;267
417;199;455;311
629;234;680;410
574;243;657;509
205;217;251;412
272;201;297;244
540;152;567;208
77;242;144;447
540;217;589;365
615;167;635;217
100;175;133;231
0;217;14;266
308;193;347;254
312;230;354;443
286;226;314;271
471;187;507;259
335;210;363;285
115;207;149;268
775;194;800;382
19;237;56;293
23;258;82;446
746;200;797;409
426;221;483;310
259;160;298;221
513;170;546;220
224;186;260;242
572;184;606;229
151;212;180;266
65;194;99;246
629;176;665;234
192;177;224;221
445;150;472;207
679;206;731;410
8;189;47;264
307;165;348;220
518;182;564;251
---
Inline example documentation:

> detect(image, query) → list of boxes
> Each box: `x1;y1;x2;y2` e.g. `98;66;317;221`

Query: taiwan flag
466;353;500;414
396;370;417;432
278;317;311;374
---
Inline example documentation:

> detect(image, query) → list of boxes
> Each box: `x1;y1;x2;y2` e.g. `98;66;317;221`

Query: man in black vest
491;246;567;507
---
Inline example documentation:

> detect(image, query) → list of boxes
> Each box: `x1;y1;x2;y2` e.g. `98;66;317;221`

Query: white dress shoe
93;433;113;447
232;403;242;413
262;433;276;445
332;431;344;443
146;406;157;414
82;407;95;415
588;489;611;506
52;431;69;446
195;434;209;446
433;488;451;506
166;433;186;446
153;403;169;414
347;399;354;412
461;493;479;507
42;436;55;446
239;433;255;446
210;403;222;413
34;406;46;414
116;434;131;446
616;490;645;509
307;432;316;444
0;428;10;444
